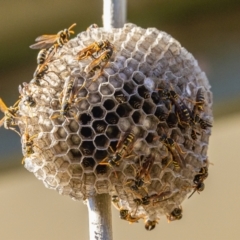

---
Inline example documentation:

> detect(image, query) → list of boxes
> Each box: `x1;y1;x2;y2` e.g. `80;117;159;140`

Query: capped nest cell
9;23;213;230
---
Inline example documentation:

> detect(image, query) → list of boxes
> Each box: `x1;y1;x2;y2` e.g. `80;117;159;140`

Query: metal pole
103;0;126;30
87;194;113;240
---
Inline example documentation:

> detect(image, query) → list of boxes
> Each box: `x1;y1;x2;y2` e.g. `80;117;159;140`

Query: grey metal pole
86;2;127;239
103;0;126;30
87;194;113;240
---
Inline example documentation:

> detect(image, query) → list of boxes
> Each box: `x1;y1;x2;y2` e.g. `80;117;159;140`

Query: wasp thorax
14;23;213;230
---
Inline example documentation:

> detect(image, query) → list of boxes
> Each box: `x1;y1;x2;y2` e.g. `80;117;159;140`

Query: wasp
188;181;205;199
188;167;208;199
166;207;183;222
36;44;55;65
31;47;57;86
54;77;86;120
133;186;172;206
19;83;36;108
29;23;76;50
119;209;142;223
191;129;201;140
194;88;205;112
193;167;208;183
0;98;20;136
111;196;142;223
144;220;158;231
111;195;120;208
158;87;191;127
99;131;135;167
141;188;173;206
198;116;212;130
77;39;112;61
86;23;98;31
21;125;39;164
159;133;186;170
191;114;212;130
84;44;114;81
130;154;155;191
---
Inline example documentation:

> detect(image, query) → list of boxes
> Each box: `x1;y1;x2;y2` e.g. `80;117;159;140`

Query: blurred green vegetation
0;0;239;169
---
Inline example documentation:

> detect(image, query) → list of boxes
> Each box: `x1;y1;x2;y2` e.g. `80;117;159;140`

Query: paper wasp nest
17;23;213;229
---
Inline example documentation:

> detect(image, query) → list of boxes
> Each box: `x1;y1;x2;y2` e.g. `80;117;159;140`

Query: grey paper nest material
17;23;213;227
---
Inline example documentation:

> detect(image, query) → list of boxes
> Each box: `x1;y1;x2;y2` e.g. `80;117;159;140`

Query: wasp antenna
69;23;77;31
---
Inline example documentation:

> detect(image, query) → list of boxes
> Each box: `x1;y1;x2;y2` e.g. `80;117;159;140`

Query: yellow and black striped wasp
21;120;40;164
144;219;159;231
111;196;142;224
52;77;86;120
188;167;208;199
77;39;112;61
158;87;192;127
30;23;76;50
30;23;76;67
158;132;186;171
99;130;135;168
0;98;20;136
130;154;155;191
166;207;183;222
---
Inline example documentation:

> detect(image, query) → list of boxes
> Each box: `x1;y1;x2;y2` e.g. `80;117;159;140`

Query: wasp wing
0;98;8;112
35;34;58;41
29;35;58;49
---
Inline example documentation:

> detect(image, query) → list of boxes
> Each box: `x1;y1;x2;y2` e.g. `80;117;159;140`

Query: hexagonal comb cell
116;103;132;117
166;113;178;128
91;106;105;119
129;95;143;109
132;71;145;85
67;134;81;147
88;92;102;104
78;113;92;125
80;141;95;156
144;115;159;131
114;90;128;104
151;92;161;105
64;120;79;133
94;150;108;162
95;165;109;177
95;180;110;194
105;112;119;124
103;99;116;110
56;172;71;186
54;157;70;171
68;164;83;178
94;135;109;148
106;126;120;139
145;132;156;144
123;81;136;95
80;127;93;139
67;149;82;163
131;111;145;124
81;157;96;170
138;85;151;99
100;84;115;96
92;120;107;134
142;101;155;115
109;75;124;88
52;141;69;155
154;106;168;121
53;127;68;140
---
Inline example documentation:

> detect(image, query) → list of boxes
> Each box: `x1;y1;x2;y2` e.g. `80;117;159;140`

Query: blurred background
0;0;239;239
